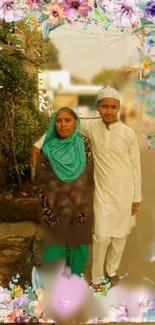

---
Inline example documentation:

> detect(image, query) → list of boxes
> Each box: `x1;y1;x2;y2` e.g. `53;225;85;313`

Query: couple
31;86;142;292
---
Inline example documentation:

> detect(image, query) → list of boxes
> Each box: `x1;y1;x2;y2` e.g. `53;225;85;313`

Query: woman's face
55;110;77;138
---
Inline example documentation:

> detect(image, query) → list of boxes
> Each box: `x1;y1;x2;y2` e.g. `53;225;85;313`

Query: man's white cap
97;86;120;102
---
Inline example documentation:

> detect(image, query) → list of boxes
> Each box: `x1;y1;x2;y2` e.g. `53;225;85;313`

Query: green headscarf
42;107;86;183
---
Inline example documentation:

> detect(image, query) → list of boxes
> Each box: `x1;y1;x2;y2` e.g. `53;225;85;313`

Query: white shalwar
33;119;142;282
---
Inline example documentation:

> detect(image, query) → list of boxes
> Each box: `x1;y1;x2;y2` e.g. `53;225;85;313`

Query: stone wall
0;198;40;223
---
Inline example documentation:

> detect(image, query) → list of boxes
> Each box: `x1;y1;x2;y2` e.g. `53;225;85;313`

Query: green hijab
42;107;86;183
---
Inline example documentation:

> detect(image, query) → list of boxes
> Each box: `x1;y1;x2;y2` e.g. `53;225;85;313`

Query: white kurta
34;119;142;238
80;119;142;238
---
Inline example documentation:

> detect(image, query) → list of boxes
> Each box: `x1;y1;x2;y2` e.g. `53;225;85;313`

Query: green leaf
59;19;66;27
29;316;39;323
21;303;29;313
38;14;49;24
92;8;106;22
146;30;155;37
42;22;60;39
27;289;37;301
141;18;154;25
132;26;144;34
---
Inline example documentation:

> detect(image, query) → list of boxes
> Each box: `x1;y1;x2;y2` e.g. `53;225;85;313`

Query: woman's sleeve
34;133;47;149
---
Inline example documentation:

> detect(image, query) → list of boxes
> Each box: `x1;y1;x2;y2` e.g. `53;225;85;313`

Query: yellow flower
29;16;37;24
141;60;151;71
44;3;66;24
14;286;23;297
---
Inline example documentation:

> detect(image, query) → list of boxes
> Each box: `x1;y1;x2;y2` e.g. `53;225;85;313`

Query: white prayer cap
97;86;120;102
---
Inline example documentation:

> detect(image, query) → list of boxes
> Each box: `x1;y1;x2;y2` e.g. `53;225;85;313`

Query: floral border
0;0;154;40
1;274;155;322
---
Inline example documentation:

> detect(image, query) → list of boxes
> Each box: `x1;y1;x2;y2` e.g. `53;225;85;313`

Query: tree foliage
6;21;62;70
71;75;88;85
0;21;61;188
0;52;50;186
43;41;62;70
91;68;136;89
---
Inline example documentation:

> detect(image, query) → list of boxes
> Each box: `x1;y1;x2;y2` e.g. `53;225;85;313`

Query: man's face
96;98;120;124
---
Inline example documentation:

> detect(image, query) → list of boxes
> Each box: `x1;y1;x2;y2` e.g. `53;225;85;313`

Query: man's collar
102;119;120;130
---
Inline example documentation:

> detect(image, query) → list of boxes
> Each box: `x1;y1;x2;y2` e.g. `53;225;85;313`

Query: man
31;86;142;291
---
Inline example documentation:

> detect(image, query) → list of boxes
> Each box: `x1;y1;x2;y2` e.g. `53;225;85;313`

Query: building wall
53;94;78;111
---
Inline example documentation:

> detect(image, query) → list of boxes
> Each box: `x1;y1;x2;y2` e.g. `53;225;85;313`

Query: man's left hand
131;202;140;216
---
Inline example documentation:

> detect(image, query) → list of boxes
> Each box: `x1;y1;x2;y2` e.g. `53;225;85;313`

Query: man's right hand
30;146;40;181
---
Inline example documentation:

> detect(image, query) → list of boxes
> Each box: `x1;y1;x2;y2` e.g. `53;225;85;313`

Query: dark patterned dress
35;135;94;249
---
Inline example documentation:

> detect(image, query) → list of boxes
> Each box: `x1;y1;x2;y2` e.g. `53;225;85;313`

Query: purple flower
144;0;155;19
0;0;23;22
59;0;91;18
13;295;29;307
151;301;155;310
0;293;6;304
111;0;140;27
0;287;11;305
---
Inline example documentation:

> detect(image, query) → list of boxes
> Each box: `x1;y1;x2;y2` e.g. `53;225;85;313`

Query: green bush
0;52;50;186
0;21;62;188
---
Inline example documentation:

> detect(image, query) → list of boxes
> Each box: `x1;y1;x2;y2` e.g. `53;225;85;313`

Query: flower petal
59;2;70;9
64;7;76;16
78;7;88;16
0;9;4;19
4;10;14;22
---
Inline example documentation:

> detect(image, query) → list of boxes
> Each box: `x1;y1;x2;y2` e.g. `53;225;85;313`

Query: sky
49;23;141;81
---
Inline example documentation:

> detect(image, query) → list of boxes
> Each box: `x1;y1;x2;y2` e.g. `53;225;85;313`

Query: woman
34;107;94;278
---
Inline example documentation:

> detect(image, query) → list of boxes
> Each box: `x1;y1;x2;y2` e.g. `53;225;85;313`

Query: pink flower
7;308;27;323
47;270;89;322
59;0;91;18
111;0;140;27
44;3;66;24
131;21;138;29
25;0;44;9
0;0;23;22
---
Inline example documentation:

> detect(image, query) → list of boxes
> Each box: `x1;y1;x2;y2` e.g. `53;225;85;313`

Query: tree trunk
0;151;8;188
7;102;22;189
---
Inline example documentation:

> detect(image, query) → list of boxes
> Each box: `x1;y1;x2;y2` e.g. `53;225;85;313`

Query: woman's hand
30;146;40;181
